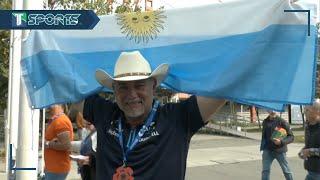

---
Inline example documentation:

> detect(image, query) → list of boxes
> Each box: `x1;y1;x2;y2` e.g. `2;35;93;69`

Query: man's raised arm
196;96;226;123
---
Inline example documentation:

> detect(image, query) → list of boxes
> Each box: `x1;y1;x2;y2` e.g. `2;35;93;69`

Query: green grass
294;135;305;143
0;149;4;158
291;127;305;131
245;128;262;133
241;126;305;133
211;120;258;128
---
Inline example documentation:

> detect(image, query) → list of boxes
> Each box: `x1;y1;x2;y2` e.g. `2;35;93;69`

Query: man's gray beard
125;111;145;121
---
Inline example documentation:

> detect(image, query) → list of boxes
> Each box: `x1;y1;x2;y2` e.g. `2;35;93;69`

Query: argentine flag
21;0;318;110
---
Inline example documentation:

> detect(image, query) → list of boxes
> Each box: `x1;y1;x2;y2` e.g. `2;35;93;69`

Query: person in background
260;110;294;180
44;104;74;180
76;111;87;140
299;99;320;180
78;119;97;180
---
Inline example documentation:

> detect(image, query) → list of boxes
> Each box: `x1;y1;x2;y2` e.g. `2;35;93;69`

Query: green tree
0;0;11;112
47;0;141;15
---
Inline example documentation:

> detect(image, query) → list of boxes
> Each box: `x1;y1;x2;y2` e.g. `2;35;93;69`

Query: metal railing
206;112;260;137
211;112;253;126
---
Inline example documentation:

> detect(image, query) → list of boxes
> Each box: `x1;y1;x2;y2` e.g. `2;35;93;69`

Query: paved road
186;134;305;180
186;157;305;180
0;134;306;180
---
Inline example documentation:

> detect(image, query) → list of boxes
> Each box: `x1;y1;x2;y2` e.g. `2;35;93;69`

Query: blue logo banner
0;10;100;29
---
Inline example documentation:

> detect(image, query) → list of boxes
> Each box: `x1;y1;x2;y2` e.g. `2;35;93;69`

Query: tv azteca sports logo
12;12;27;27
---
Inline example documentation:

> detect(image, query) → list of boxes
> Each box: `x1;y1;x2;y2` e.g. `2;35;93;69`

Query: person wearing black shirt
79;51;226;180
299;99;320;180
260;110;294;180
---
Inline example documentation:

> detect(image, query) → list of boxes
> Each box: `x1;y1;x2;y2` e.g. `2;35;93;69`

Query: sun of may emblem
116;10;166;43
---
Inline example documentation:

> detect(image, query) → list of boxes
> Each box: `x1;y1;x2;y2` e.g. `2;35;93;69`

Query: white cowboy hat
95;51;169;89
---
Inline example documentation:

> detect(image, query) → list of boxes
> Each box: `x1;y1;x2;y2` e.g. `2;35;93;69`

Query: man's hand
77;156;90;166
299;149;311;159
273;138;281;146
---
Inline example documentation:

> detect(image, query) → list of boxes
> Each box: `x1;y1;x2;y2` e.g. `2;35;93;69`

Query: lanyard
118;101;159;166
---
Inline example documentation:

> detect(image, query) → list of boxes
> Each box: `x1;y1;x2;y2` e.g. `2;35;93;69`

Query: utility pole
15;0;41;179
288;105;292;124
5;0;22;177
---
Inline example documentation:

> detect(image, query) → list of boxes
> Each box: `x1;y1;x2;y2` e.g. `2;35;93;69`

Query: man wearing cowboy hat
81;51;225;180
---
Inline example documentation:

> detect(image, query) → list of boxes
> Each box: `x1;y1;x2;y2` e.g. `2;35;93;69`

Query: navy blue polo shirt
84;95;204;180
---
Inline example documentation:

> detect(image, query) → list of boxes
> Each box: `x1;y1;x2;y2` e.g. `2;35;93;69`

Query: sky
149;0;318;10
152;0;222;9
149;0;319;21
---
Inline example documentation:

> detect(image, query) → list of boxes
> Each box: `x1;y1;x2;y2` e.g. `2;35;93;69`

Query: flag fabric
21;0;317;110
